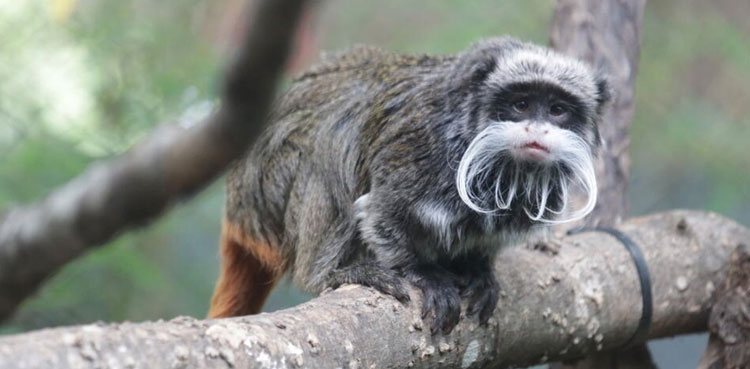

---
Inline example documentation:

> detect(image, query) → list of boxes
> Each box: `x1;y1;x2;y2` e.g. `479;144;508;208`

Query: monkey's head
452;38;610;223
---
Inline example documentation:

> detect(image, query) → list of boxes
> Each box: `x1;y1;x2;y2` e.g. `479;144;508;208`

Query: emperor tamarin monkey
208;37;610;334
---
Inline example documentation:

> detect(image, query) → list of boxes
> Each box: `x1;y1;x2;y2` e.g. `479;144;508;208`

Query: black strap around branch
567;226;653;348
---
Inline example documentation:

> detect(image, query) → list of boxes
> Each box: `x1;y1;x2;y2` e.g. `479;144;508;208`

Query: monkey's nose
523;121;552;136
524;122;551;136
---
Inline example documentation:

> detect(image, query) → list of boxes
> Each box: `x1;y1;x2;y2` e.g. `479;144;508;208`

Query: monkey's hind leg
208;220;286;318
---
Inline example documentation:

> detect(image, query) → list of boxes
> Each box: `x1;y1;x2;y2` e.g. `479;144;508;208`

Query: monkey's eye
513;100;529;112
550;104;567;116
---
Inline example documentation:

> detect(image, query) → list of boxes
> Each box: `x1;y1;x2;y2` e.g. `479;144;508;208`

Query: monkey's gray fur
224;36;609;333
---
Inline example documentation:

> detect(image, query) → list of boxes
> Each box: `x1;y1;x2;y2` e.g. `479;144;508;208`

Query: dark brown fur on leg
208;221;286;318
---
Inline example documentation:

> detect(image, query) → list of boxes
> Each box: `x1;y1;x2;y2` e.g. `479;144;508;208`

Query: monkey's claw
406;266;461;335
459;270;500;325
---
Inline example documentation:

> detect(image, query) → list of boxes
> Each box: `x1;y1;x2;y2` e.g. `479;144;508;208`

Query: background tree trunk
550;0;646;227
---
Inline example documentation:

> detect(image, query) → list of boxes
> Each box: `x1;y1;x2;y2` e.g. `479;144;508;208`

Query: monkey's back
225;46;453;290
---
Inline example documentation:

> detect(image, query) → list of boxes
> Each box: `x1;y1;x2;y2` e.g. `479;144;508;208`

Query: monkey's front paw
327;262;410;303
406;266;461;335
459;271;499;325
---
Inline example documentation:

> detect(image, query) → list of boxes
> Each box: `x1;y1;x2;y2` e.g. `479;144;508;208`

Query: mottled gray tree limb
0;210;746;369
0;0;308;322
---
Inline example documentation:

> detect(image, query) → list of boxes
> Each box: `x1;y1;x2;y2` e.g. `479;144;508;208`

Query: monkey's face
455;82;601;224
490;81;600;164
449;40;610;223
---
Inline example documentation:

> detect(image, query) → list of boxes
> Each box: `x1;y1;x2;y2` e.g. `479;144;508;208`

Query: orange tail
208;220;286;318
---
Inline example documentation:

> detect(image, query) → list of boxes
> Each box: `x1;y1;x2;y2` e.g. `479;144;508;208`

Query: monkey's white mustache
456;121;597;224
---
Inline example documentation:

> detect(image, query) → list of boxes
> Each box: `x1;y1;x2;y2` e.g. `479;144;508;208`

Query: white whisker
456;120;597;224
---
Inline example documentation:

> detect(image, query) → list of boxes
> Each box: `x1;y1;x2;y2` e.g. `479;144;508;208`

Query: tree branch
0;0;308;322
0;210;746;369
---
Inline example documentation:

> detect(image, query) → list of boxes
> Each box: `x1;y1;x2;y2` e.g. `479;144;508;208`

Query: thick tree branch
0;0;308;322
0;210;746;369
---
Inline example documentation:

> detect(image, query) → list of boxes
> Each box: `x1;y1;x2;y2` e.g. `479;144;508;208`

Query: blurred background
0;0;748;367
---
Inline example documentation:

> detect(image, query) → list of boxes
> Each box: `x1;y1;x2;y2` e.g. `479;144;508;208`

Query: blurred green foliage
0;2;748;355
0;0;226;333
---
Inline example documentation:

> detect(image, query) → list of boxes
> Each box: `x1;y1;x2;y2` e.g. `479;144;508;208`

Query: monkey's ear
595;76;612;114
467;56;497;87
447;51;496;91
453;37;522;88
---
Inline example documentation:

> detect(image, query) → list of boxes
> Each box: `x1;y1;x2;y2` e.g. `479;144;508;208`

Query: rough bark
0;210;746;369
550;0;649;367
0;0;308;322
696;244;750;369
